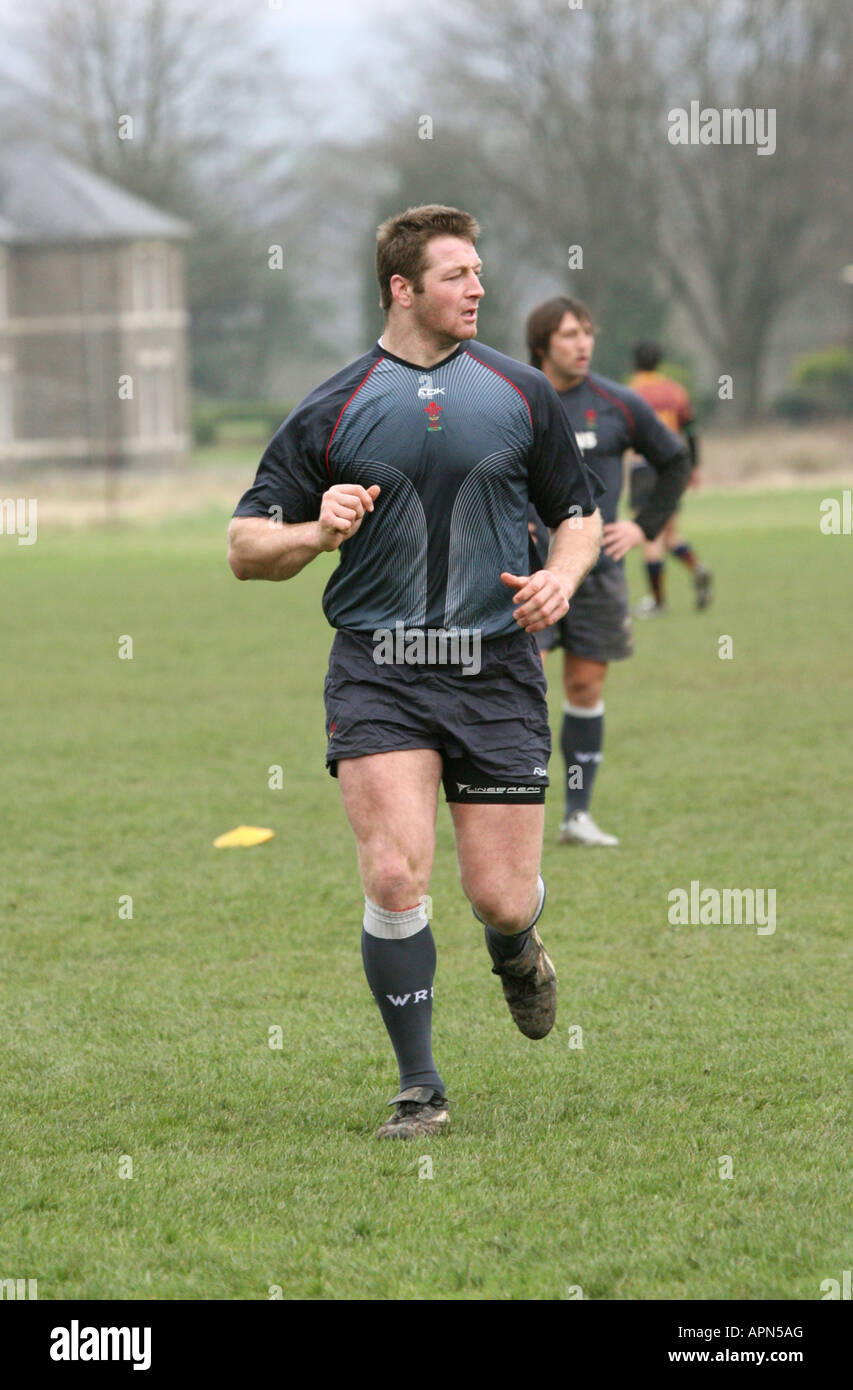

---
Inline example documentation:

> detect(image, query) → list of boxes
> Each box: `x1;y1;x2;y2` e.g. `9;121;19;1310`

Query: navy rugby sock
482;876;546;967
670;541;698;572
561;700;604;815
361;898;445;1096
646;560;665;603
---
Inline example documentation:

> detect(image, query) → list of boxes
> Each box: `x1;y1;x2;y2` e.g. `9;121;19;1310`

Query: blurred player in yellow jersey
628;342;713;615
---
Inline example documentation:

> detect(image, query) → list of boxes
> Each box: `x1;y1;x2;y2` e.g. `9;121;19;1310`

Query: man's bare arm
227;483;381;581
501;509;602;632
228;515;323;581
545;509;602;599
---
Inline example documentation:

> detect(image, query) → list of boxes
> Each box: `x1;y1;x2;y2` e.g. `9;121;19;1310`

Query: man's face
406;235;484;342
542;311;595;383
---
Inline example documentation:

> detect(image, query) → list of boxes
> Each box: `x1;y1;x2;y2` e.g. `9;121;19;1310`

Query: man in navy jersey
228;208;602;1140
527;298;690;847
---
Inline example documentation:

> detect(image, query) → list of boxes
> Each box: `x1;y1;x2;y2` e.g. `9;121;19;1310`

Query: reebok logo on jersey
417;373;446;399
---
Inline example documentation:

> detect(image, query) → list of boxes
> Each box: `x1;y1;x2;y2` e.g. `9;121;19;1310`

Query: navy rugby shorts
323;628;551;804
535;563;633;663
630;459;686;517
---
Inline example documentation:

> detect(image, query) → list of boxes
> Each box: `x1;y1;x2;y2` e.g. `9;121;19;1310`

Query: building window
136;347;175;438
131;243;170;312
0;354;14;442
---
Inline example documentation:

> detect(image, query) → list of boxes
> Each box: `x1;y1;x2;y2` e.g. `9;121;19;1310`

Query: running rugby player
228;210;602;1138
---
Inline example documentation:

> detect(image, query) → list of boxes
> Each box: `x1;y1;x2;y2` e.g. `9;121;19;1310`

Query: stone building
0;145;191;470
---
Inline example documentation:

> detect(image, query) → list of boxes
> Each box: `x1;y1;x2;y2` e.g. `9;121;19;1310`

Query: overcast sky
268;0;406;134
0;0;410;141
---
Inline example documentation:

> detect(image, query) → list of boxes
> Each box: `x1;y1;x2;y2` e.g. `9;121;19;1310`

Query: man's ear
389;273;412;309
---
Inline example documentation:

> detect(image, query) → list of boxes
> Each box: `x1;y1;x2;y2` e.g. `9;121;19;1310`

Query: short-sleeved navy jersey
233;340;599;637
553;372;688;571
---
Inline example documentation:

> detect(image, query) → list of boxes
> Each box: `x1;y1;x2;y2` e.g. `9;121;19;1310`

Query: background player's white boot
558;810;619;846
634;594;667;618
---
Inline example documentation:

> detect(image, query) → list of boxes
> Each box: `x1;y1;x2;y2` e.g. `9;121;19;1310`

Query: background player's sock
670;541;698;572
646;560;665;604
361;898;445;1095
561;699;604;816
482;875;546;967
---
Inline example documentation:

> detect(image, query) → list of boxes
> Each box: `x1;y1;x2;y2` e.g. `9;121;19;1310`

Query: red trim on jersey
465;351;533;428
325;357;385;474
587;379;635;441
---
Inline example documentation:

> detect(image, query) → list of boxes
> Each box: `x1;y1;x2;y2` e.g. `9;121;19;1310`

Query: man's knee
363;854;428;912
468;882;539;934
565;674;605;707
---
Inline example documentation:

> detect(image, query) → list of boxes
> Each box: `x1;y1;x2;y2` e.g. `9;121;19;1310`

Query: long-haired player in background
527;299;691;846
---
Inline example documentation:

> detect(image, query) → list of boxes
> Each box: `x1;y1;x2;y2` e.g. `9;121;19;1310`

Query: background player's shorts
629;459;682;516
535;564;633;663
324;629;550;803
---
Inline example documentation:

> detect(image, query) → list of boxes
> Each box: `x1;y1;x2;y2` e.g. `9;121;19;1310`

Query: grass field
1;485;851;1300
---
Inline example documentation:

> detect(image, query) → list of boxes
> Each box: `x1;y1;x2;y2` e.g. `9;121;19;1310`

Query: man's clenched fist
316;484;381;551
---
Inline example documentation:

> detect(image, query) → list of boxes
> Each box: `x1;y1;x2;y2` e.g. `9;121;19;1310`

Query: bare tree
383;0;852;411
3;0;308;208
651;0;852;417
0;0;323;396
385;0;672;372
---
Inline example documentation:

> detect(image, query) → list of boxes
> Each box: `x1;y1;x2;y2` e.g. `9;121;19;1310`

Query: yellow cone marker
213;825;275;848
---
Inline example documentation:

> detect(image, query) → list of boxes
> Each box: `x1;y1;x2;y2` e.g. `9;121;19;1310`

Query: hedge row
192;400;294;446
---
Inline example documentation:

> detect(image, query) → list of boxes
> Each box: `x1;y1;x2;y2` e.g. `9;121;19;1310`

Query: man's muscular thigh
450;802;544;932
337;748;442;909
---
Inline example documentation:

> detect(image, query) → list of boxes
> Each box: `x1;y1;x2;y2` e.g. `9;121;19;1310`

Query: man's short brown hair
526;296;594;367
376;204;481;314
